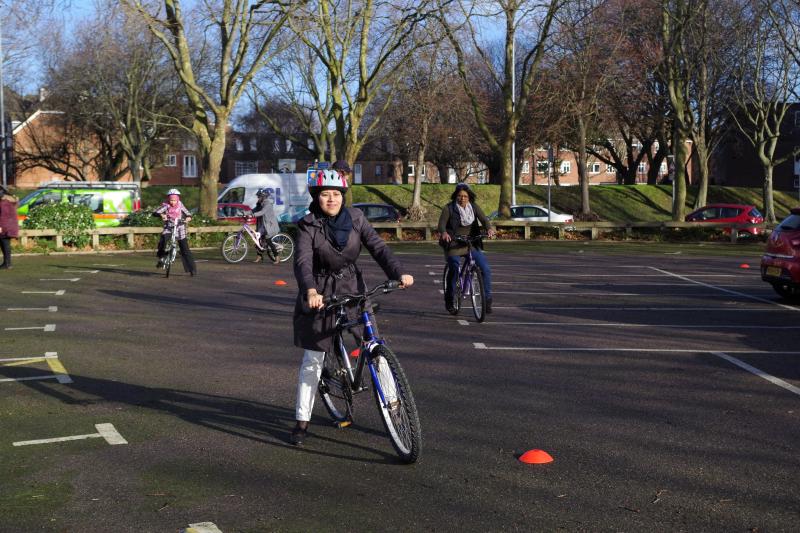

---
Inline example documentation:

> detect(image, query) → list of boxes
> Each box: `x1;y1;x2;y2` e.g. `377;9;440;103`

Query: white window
420;164;426;177
606;164;615;174
408;163;415;177
249;137;257;151
375;164;382;177
307;138;315;151
638;162;647;174
273;139;280;152
285;139;293;152
182;138;197;151
448;168;457;183
235;138;244;152
235;160;258;176
183;155;197;178
537;160;549;174
560;161;571;174
522;161;530;174
166;154;177;167
354;163;362;184
589;162;601;174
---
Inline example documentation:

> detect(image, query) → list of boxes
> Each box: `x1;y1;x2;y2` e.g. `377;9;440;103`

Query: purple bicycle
442;234;488;322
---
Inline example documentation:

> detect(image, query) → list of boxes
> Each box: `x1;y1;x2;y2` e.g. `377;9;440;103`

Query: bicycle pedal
336;420;352;429
353;385;369;395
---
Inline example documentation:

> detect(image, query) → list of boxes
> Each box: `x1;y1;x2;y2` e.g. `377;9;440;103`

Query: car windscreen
219;187;245;204
778;214;800;230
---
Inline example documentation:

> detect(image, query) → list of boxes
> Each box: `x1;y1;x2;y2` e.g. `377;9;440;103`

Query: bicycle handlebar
324;280;402;312
452;233;489;244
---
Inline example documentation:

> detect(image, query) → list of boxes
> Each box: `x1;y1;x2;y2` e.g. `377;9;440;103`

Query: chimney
39;87;48;102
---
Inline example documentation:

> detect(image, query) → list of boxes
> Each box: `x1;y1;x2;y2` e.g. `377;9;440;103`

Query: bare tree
122;0;294;216
437;0;562;218
728;1;800;223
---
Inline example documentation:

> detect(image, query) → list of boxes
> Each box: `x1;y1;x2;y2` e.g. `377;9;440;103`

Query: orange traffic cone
519;449;554;464
274;280;287;286
739;263;750;269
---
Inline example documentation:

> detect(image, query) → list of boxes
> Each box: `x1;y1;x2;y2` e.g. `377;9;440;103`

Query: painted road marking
184;523;224;533
492;291;640;296
64;269;99;274
650;267;800;311
495;306;786;311
39;278;80;282
4;324;56;332
12;423;127;447
712;352;800;397
0;352;72;384
472;343;800;354
481;321;800;329
6;306;58;312
457;320;469;326
93;263;121;266
433;279;441;284
428;271;437;275
22;290;65;295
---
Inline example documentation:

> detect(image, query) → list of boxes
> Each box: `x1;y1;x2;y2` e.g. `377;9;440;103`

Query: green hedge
23;203;95;248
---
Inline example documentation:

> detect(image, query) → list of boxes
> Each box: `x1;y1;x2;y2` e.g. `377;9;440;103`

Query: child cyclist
252;187;281;264
153;189;197;276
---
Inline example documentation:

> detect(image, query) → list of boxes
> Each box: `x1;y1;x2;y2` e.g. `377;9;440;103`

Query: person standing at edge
290;163;414;446
0;185;19;269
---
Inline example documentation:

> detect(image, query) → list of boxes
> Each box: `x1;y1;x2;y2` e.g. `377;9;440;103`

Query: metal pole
0;13;7;189
547;146;553;222
510;20;516;207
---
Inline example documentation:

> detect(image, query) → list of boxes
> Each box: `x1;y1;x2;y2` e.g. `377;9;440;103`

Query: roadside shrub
23;203;94;248
123;208;162;227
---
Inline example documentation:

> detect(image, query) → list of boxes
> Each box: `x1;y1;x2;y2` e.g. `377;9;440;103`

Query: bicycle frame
235;223;265;251
456;244;476;298
331;302;382;392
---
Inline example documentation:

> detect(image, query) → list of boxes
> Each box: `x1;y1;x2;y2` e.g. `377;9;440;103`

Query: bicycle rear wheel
271;233;295;262
470;266;486;322
221;233;248;263
369;345;421;463
318;348;353;428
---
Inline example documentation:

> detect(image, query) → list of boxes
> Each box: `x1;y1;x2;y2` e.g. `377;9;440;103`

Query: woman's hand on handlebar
441;232;452;243
307;288;324;310
400;274;414;288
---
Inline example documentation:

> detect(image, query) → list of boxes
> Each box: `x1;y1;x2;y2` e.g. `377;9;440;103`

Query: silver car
489;204;573;223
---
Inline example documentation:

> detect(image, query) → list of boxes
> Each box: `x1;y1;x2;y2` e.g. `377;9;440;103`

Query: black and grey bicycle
160;219;183;278
318;280;422;464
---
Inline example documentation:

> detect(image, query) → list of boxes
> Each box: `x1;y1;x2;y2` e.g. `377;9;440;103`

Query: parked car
352;203;401;222
217;203;256;224
488;205;574;224
761;207;800;300
17;181;141;228
684;204;764;236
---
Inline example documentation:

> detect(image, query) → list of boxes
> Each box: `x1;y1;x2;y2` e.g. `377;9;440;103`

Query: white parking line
40;278;80;282
6;306;58;312
4;324;56;332
12;423;127;447
472;343;800;354
491;306;786;312
184;522;224;533
22;290;65;295
92;263;121;266
712;352;800;397
479;321;800;329
64;269;99;274
0;352;72;384
650;267;799;311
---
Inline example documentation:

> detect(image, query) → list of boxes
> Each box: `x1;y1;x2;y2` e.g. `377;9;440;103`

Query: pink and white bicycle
220;223;294;264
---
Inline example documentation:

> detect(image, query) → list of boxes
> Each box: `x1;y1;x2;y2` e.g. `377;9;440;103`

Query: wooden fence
13;220;769;251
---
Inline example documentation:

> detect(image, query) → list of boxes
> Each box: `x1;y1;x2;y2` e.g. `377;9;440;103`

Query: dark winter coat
0;196;20;238
293;207;403;352
437;201;491;256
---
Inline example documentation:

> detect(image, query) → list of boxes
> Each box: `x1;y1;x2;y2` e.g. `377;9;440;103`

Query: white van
217;173;312;223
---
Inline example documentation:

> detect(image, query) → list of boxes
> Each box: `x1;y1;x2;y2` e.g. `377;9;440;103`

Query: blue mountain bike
442;234;487;323
318;280;422;463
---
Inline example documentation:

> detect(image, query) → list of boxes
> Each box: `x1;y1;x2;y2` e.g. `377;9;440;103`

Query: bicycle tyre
369;345;422;464
165;244;176;278
318;347;353;427
221;233;248;263
470;266;486;322
271;233;295;262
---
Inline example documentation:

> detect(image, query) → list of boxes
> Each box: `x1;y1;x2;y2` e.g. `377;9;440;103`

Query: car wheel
772;283;800;301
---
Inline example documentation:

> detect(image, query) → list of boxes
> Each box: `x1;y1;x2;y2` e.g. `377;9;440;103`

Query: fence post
523;224;530;240
625;225;632;240
425;226;432;241
55;235;63;249
127;229;135;248
590;227;598;240
396;225;403;241
92;231;100;249
557;226;564;240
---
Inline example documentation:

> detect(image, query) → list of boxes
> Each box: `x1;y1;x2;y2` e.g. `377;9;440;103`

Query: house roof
12;110;64;136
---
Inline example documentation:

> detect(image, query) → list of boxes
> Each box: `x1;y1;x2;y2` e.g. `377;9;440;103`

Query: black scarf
325;208;353;250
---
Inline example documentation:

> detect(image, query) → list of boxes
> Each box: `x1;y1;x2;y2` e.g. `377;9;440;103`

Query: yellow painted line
46;354;73;384
2;358;47;367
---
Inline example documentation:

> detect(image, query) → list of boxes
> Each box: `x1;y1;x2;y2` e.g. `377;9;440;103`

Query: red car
761;207;800;300
217;203;255;224
685;203;764;236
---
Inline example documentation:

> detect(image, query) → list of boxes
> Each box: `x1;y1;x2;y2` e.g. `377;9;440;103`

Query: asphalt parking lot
1;243;798;532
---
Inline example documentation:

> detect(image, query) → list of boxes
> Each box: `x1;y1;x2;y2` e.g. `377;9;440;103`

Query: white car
489;205;573;223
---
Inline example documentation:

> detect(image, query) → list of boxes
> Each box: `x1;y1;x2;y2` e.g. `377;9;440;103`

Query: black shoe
156;258;165;268
486;298;493;314
446;301;457;315
0;264;10;269
290;422;308;446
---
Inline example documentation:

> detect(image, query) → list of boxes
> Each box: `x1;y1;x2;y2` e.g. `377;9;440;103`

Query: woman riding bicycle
438;183;495;314
252;187;280;264
153;188;197;276
290;161;414;446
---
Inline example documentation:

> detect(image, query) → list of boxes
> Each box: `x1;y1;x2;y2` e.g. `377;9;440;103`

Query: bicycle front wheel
318;349;353;428
470;266;486;322
165;245;176;278
221;233;248;263
271;233;295;262
369;345;421;463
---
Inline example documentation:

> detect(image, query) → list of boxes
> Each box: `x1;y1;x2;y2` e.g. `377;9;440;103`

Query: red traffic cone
739;264;750;269
274;280;287;286
519;449;554;464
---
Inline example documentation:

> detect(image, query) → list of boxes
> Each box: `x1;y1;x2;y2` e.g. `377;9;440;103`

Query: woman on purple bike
437;183;495;314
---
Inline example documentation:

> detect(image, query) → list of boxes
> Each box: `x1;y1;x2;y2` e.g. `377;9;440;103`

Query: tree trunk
408;121;428;220
692;141;709;209
762;164;775;224
672;133;690;220
577;118;591;215
199;132;226;217
498;142;513;217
